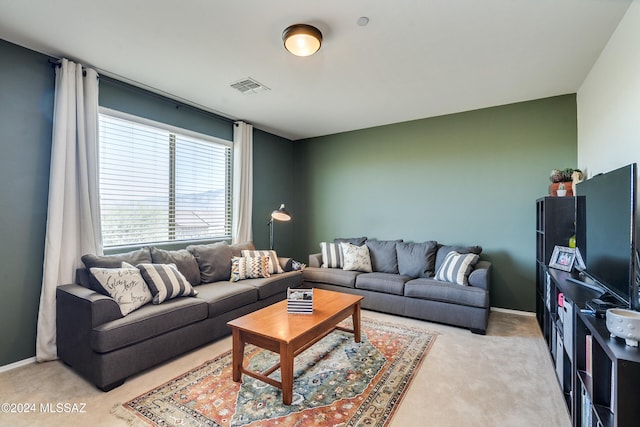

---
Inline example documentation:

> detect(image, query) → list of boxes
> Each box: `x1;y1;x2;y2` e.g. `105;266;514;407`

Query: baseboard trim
490;306;536;317
0;357;36;373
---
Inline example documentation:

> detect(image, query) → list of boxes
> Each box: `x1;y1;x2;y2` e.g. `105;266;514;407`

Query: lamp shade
271;203;291;222
283;24;322;57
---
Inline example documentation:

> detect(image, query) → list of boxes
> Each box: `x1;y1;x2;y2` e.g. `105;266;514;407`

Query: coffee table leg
232;329;244;382
280;343;294;405
353;301;361;343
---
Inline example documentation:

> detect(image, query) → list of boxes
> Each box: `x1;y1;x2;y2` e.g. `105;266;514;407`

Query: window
98;109;232;247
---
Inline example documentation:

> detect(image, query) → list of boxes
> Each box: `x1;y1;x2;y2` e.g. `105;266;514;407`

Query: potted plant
549;168;582;196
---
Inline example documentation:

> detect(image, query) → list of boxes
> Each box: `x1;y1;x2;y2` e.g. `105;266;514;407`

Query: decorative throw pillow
89;265;152;316
435;245;482;273
137;263;198;304
320;242;344;268
434;251;480;285
340;242;372;272
241;250;284;274
230;256;271;282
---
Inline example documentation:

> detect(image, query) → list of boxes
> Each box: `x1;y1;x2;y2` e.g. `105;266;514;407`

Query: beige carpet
0;310;570;427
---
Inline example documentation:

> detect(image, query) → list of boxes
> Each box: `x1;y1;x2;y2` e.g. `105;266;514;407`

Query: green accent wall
252;129;297;256
0;40;54;366
294;95;577;311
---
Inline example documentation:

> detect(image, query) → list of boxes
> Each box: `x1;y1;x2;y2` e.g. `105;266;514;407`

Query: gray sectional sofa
302;237;491;334
56;241;302;391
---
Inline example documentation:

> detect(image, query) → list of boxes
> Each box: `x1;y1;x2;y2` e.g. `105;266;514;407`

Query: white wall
577;1;640;178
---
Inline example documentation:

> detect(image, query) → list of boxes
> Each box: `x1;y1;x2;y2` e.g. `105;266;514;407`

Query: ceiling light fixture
282;24;322;57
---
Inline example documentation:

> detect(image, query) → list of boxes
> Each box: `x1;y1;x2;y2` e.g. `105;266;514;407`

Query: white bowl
606;308;640;347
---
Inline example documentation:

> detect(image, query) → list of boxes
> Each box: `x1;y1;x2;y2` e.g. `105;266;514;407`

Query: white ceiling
0;0;632;140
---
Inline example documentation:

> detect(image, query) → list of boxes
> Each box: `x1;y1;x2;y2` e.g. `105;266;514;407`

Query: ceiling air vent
230;77;270;94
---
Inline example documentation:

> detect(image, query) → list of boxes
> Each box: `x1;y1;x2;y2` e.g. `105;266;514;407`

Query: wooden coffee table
227;289;363;405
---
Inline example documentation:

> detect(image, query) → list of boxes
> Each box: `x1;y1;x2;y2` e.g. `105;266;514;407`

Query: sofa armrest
57;284;122;328
56;284;123;368
468;260;491;290
309;253;322;268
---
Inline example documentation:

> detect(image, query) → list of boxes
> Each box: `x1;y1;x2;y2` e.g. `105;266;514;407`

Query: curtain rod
47;58;237;126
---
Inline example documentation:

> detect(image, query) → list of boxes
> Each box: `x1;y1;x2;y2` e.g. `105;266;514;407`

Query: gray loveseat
302;238;491;334
56;241;302;391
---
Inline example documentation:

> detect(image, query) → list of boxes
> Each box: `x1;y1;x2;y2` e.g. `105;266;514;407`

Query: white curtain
232;121;253;243
36;59;102;362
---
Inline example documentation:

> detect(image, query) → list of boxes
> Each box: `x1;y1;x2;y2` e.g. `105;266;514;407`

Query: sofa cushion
91;297;208;353
82;248;152;294
239;271;304;300
396;241;438;278
89;266;152;316
229;241;256;257
341;242;372;272
241;249;284;274
404;278;488;308
230;256;271;282
150;247;201;286
320;242;344;268
187;241;233;283
435;245;482;272
137;263;198;304
302;266;361;288
193;281;259;317
434;252;479;286
355;272;412;296
366;239;402;273
334;236;367;246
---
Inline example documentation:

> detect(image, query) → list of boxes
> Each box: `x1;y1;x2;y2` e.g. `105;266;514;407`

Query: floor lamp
269;203;291;250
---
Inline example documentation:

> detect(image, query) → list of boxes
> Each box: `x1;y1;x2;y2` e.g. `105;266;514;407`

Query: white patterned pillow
340;242;372;272
89;266;152;316
137;263;198;304
241;250;284;274
434;251;479;285
230;256;271;282
320;242;344;268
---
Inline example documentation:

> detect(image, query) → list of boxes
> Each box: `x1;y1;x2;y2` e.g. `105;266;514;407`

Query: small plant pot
557;189;567;197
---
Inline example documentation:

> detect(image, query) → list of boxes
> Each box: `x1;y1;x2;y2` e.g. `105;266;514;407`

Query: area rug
119;318;437;427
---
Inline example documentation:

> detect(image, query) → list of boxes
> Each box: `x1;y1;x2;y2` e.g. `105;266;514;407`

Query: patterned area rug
120;318;437;427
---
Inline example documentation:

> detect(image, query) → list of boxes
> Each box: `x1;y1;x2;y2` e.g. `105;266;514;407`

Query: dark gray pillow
334;236;367;246
187;241;233;283
150;247;201;286
365;239;402;273
229;241;256;257
81;247;152;294
396;241;438;278
435;245;482;272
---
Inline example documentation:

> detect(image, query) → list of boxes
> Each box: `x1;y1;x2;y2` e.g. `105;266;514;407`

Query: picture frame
574;247;586;271
549;246;576;272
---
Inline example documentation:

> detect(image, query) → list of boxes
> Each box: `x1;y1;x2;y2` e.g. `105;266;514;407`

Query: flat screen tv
575;163;637;306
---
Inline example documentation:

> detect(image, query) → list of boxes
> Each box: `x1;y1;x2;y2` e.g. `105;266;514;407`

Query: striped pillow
230;256;271;282
320;242;344;268
434;251;479;285
241;250;284;274
137;263;198;304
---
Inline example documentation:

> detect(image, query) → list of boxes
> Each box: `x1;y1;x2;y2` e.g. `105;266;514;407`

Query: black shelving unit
536;196;576;344
545;268;640;427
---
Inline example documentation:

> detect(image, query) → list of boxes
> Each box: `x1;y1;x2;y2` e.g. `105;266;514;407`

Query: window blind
98;111;232;247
